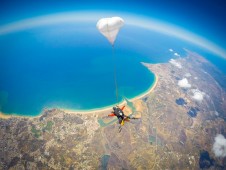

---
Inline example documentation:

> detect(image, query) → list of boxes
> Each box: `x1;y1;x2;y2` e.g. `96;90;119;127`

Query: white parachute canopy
96;17;124;45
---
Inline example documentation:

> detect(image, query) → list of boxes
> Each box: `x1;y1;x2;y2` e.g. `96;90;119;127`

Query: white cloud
169;59;182;68
174;52;180;57
169;48;173;52
191;89;205;102
194;77;198;80
213;134;226;158
184;73;191;77
178;78;191;88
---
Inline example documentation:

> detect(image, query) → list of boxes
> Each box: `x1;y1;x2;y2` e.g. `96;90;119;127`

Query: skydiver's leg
118;117;122;124
121;120;124;126
118;117;124;126
117;118;123;133
118;126;122;133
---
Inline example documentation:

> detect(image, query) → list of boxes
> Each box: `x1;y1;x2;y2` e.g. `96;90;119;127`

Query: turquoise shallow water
0;23;155;116
0;22;225;116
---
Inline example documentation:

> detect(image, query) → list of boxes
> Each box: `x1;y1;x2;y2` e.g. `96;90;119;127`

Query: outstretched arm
108;112;116;117
121;106;125;110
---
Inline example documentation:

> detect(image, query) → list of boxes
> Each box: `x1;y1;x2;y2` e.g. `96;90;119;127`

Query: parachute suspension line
96;17;124;106
112;45;119;105
106;21;118;104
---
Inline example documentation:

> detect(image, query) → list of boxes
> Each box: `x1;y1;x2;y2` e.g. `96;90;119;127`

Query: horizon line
0;11;226;59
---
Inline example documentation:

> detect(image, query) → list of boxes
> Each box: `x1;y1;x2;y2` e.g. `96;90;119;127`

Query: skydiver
108;106;130;132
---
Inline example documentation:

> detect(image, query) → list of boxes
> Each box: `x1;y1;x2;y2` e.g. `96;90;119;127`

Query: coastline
129;74;158;102
0;68;158;119
0;112;13;119
63;100;127;115
49;73;158;115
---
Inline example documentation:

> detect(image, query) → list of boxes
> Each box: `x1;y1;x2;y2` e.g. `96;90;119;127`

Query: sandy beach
0;72;158;119
0;112;12;119
63;100;127;115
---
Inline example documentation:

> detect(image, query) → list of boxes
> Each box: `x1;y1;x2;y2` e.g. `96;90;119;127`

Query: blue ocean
0;22;225;116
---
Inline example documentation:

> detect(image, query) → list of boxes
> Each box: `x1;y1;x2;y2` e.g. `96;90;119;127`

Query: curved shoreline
0;72;158;119
129;74;158;102
63;74;158;115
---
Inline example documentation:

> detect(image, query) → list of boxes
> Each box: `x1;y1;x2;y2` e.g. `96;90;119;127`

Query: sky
0;0;226;49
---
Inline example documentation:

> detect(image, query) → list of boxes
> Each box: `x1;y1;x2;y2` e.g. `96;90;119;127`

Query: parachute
96;17;124;45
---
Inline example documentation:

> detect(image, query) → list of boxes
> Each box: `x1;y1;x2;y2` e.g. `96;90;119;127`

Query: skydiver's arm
108;113;116;117
121;106;125;110
124;115;131;120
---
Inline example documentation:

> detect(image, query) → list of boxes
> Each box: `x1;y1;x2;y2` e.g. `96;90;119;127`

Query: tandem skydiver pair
108;106;138;132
